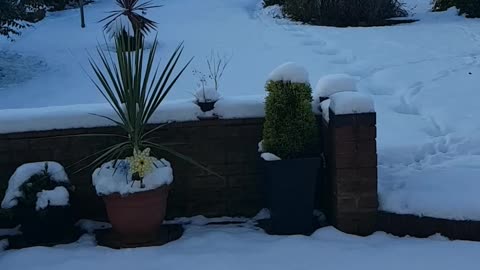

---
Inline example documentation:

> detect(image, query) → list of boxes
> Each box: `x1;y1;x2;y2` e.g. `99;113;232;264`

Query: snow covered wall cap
267;62;310;84
329;92;375;115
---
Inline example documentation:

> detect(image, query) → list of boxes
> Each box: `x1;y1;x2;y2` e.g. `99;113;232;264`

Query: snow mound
35;186;69;211
329;92;375;115
92;158;173;196
0;239;8;251
76;219;112;233
314;74;357;101
267;62;310;84
320;99;331;122
261;152;281;161
1;162;69;209
194;87;221;103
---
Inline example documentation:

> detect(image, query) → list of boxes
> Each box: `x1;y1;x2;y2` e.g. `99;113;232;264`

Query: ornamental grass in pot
88;33;215;244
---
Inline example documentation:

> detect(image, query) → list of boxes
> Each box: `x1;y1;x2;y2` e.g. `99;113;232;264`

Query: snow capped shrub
434;0;480;18
267;62;310;84
277;0;408;27
1;162;73;210
262;68;318;159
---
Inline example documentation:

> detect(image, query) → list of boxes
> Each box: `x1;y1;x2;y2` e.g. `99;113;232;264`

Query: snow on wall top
267;62;310;84
314;74;357;100
1;162;69;209
0;96;266;134
329;92;375;115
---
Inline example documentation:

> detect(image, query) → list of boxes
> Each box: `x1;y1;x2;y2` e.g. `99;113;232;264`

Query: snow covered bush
1;162;72;210
262;63;317;159
433;0;480;18
278;0;408;27
1;162;75;242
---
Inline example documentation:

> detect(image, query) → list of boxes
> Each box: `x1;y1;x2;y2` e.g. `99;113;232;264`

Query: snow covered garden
2;0;480;268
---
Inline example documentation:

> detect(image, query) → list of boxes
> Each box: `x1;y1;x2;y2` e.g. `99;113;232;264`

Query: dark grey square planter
263;157;322;235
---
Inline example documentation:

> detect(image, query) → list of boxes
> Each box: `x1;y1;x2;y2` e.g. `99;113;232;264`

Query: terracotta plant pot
103;185;169;243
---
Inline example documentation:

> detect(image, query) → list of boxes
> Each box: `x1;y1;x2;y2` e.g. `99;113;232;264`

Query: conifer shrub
272;0;408;27
262;80;318;159
434;0;480;18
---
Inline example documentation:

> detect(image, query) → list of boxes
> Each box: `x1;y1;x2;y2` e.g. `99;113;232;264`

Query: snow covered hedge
433;0;480;18
263;63;317;159
268;0;408;27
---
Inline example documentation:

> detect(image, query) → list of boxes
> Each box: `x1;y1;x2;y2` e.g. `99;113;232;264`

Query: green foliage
277;0;408;27
263;80;318;159
0;0;28;39
15;163;73;209
101;0;160;37
434;0;480;18
263;0;285;7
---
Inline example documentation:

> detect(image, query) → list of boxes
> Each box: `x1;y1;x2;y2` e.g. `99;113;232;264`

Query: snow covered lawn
1;0;480;220
2;223;480;270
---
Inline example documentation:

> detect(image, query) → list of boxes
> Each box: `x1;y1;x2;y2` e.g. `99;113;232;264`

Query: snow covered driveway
2;225;480;270
1;0;480;220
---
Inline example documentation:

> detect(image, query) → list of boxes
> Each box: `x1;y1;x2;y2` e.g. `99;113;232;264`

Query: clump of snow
105;15;134;38
1;162;69;209
0;239;8;251
76;219;112;233
35;186;69;211
0;225;21;237
320;99;331;122
329;92;375;115
313;74;357;101
253;208;270;220
258;140;264;153
267;62;310;84
92;158;173;196
194;87;221;103
261;152;281;161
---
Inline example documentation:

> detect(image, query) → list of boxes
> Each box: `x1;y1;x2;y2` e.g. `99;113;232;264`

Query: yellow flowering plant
84;31;220;187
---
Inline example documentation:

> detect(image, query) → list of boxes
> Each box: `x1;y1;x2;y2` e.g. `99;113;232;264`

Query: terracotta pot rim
101;184;170;199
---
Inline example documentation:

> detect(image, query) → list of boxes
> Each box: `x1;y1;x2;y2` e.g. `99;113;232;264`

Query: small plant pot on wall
263;157;321;235
194;87;220;119
196;100;217;112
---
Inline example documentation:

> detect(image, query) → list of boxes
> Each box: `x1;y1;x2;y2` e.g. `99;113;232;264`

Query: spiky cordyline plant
87;34;217;181
100;0;160;37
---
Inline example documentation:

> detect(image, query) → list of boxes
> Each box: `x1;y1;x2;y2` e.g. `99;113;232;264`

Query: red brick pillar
324;108;378;235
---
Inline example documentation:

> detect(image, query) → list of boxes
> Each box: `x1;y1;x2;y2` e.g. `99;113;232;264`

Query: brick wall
321;109;378;236
0;118;265;220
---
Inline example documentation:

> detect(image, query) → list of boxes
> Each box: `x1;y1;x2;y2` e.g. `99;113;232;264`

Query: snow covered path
1;0;480;220
2;225;480;270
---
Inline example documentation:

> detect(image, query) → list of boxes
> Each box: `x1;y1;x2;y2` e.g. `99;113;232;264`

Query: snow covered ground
2;223;480;270
1;0;480;220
